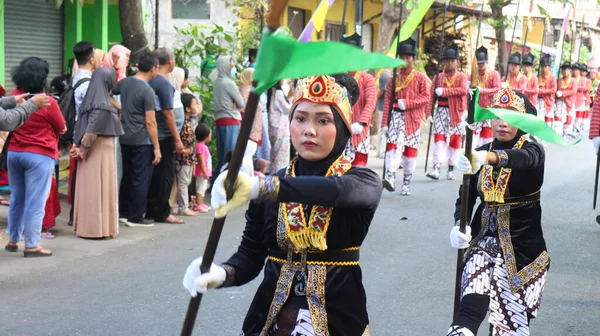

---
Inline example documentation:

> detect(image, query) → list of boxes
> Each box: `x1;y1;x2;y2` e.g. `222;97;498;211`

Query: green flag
253;33;404;94
473;89;579;146
387;0;435;55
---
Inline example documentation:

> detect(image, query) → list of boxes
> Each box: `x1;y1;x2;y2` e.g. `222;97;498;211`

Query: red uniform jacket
558;76;577;112
476;70;501;108
427;70;468;127
351;71;377;147
537;73;556;112
575;76;587;110
522;73;539;104
503;73;527;93
382;68;432;136
589;86;600;138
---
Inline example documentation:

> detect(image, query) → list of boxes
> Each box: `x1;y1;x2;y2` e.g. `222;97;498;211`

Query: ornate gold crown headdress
291;75;352;131
492;87;525;113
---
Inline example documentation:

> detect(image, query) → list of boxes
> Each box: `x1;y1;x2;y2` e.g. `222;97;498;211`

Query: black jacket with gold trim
454;137;549;291
221;166;382;336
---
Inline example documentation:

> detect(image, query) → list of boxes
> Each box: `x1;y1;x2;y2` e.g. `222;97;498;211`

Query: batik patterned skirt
462;237;547;336
387;110;420;149
344;131;370;163
434;106;462;137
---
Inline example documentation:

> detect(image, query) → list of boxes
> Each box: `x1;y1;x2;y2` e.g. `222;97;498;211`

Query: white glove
381;126;389;137
468;86;476;100
457;151;488;174
210;170;259;218
351;122;364;135
426;116;433;124
466;81;471;88
501;82;508;89
397;99;406;110
556;90;563;98
182;257;227;297
458;120;475;132
450;225;472;249
593;137;600;152
435;88;444;97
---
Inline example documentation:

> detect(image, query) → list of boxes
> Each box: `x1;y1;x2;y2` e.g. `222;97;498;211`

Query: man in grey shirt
375;69;392;158
0;94;48;131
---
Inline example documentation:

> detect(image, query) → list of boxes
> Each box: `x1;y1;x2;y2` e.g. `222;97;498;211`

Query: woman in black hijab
447;88;548;336
183;74;383;335
73;67;124;239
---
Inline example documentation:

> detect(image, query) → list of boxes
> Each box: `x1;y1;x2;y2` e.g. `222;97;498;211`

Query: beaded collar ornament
291;75;353;131
492;87;525;113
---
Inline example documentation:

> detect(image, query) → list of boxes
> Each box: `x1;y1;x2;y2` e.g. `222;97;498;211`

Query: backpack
57;77;90;146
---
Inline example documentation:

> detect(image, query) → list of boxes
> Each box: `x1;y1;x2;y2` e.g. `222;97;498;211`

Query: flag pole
179;1;290;335
424;0;450;173
453;1;485;318
505;0;521;78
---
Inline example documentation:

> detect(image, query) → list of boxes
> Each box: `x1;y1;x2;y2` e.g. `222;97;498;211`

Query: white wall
143;0;237;48
142;0;239;77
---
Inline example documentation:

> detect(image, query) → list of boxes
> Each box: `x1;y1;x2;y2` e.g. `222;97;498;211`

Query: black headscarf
73;67;124;145
292;73;358;176
492;90;537;150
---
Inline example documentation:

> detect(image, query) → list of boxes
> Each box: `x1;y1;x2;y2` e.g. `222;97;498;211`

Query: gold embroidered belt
485;190;541;207
268;247;360;269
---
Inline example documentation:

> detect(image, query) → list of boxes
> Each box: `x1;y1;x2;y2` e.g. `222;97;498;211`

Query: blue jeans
7;151;54;248
215;124;240;180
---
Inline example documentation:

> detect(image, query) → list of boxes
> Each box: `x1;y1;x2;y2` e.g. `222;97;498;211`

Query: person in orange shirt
537;56;557;128
555;62;577;137
521;54;538;105
472;46;501;147
575;64;592;134
502;52;526;92
426;44;468;181
381;38;431;195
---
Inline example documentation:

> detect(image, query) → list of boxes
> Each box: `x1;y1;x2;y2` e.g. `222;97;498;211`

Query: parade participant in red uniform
574;63;592;134
381;38;431;195
502;52;526;93
426;44;468;181
537;56;557;128
472;46;500;146
448;87;549;336
340;33;377;167
521;53;538;105
555;62;577;137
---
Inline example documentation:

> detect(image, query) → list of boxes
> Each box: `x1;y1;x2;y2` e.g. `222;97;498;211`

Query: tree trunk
490;1;508;77
119;0;151;64
375;1;402;54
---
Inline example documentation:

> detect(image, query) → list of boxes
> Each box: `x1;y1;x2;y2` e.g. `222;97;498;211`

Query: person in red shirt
556;62;577;137
588;84;600;152
502;52;526;92
381;38;431;195
574;63;592;135
537;56;557;128
4;57;66;257
521;54;538;105
472;46;501;146
426;43;468;181
340;33;378;167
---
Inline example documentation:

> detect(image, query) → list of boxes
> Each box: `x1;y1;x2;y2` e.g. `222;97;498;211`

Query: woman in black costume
448;88;549;336
183;74;383;336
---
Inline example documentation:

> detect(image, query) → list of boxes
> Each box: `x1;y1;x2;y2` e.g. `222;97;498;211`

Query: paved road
1;138;599;335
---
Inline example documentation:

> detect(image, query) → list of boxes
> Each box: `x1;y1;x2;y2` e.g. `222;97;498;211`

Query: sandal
179;209;198;217
41;232;55;239
24;246;52;258
163;215;185;224
5;242;18;252
0;196;10;206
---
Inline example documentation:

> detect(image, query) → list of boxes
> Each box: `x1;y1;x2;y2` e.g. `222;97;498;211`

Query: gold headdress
492;87;525;113
291;75;353;131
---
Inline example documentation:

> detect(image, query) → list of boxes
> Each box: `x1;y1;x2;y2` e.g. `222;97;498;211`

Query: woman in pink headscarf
103;45;131;82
